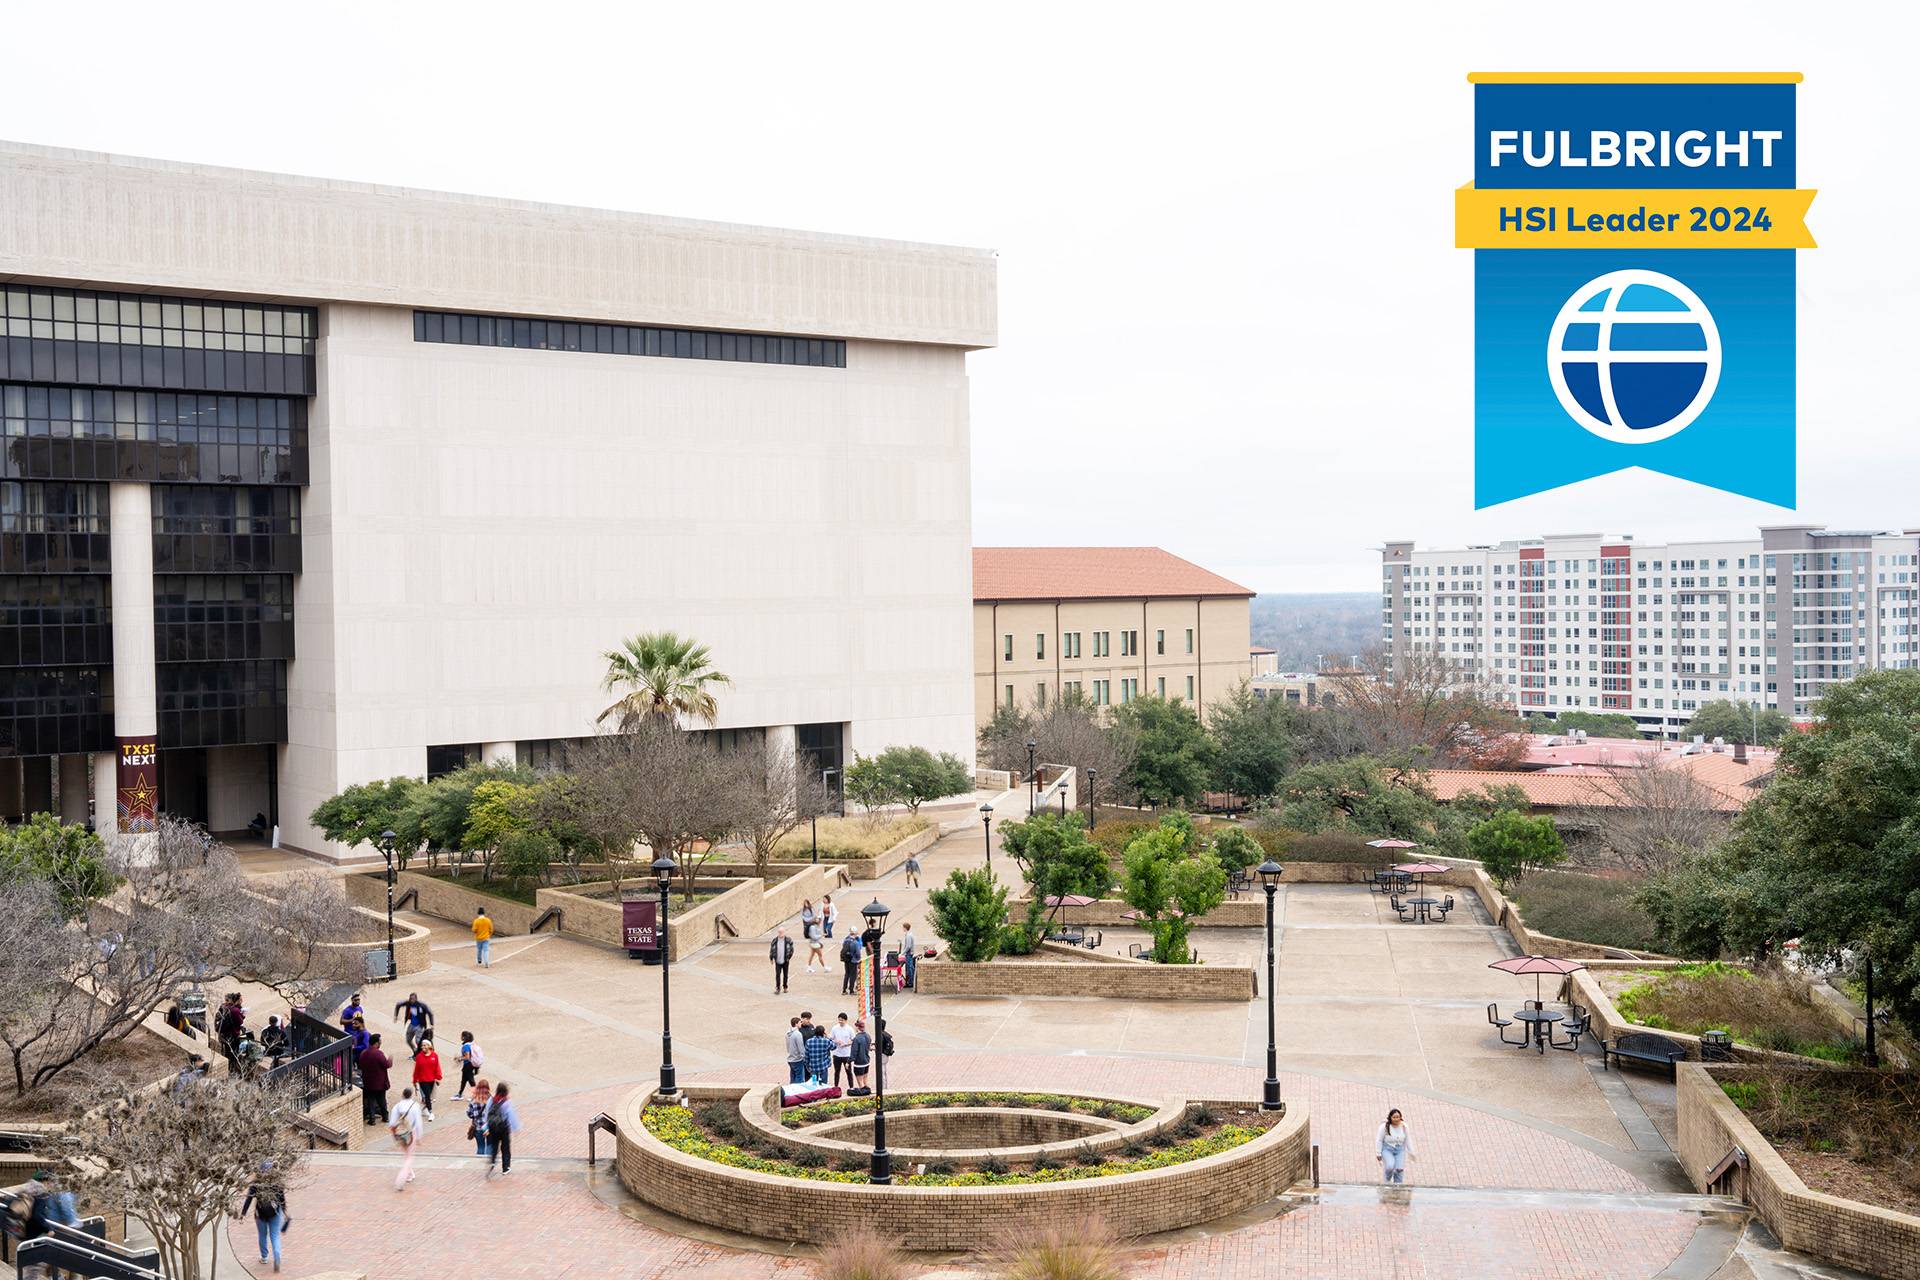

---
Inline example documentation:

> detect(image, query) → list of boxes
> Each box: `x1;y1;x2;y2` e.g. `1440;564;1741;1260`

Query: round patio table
1405;896;1439;924
1513;1007;1563;1053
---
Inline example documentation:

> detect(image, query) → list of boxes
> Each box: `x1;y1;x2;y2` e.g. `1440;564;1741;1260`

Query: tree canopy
1119;814;1226;964
597;630;731;728
1682;699;1793;747
1207;681;1300;800
1526;710;1643;739
1111;695;1216;807
1465;810;1565;888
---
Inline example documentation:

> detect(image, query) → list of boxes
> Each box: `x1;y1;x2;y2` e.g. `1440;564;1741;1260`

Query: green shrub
1091;819;1153;855
791;1146;826;1168
1282;831;1379;862
1030;1152;1060;1171
1510;870;1661;952
495;826;558;887
979;1152;1009;1175
1072;1142;1103;1166
1120;1137;1148;1157
926;866;1009;962
1721;1081;1760;1110
1210;827;1263;874
1466;810;1564;888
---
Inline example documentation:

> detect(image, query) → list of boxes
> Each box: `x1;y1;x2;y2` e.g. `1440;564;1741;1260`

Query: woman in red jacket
412;1038;444;1121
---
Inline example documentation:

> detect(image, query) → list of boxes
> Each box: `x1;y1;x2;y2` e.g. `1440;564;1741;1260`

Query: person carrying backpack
389;1086;425;1190
454;1031;484;1100
839;931;863;996
466;1079;494;1157
240;1173;290;1272
484;1082;520;1175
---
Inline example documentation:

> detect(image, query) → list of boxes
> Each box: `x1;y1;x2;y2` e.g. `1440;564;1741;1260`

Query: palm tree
598;631;732;729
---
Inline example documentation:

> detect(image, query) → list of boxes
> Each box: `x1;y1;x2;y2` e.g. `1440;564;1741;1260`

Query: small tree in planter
462;778;533;882
309;775;424;867
1210;827;1263;877
1120;816;1226;964
1466;810;1565;888
926;867;1009;963
1001;811;1112;931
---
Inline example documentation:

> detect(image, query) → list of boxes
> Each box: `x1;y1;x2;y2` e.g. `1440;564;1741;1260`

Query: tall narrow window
1186;675;1195;700
1036;633;1045;660
1004;684;1014;708
1185;628;1195;654
1156;629;1165;655
1004;634;1013;662
1156;676;1166;697
1036;682;1047;707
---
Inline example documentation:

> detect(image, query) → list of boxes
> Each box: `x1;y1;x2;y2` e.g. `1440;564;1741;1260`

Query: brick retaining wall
615;1085;1310;1250
343;870;542;935
1677;1064;1920;1278
915;948;1254;1000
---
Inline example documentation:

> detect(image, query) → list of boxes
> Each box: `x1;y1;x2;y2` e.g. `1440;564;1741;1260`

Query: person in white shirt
390;1086;425;1190
827;1013;856;1089
1376;1108;1413;1184
822;895;839;938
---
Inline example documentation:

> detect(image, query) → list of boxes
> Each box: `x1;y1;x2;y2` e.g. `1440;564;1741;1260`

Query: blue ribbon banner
1470;77;1801;507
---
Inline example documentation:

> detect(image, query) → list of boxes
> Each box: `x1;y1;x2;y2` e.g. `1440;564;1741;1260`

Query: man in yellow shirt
472;910;494;967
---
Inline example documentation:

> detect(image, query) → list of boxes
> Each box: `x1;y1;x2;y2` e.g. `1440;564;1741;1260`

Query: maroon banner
622;898;659;952
117;736;159;834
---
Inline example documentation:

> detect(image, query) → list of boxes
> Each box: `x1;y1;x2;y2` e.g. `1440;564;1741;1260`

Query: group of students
194;991;290;1079
769;908;920;996
784;1009;885;1092
338;991;521;1184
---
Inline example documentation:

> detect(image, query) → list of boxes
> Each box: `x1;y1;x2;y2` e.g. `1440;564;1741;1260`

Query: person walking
839;930;863;996
393;992;434;1058
785;1017;807;1084
240;1170;289;1272
822;895;838;939
216;993;246;1065
903;853;921;888
1376;1108;1414;1185
472;909;494;967
850;1019;872;1093
828;1013;855;1089
805;916;825;974
899;920;919;990
485;1083;520;1175
803;1022;832;1086
349;1015;371;1056
454;1031;484;1100
799;898;817;944
466;1080;493;1158
389;1086;425;1190
358;1033;392;1125
412;1038;443;1120
339;992;364;1035
770;928;794;993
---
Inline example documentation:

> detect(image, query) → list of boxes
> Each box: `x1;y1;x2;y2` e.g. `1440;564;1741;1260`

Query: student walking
1376;1108;1413;1184
389;1087;425;1190
472;909;494;967
899;921;919;990
805;917;826;973
412;1038;443;1120
850;1019;872;1093
349;1015;371;1056
454;1031;484;1099
770;928;794;993
822;895;838;938
358;1034;392;1125
785;1017;807;1084
339;992;364;1035
828;1013;855;1089
393;993;434;1057
799;899;817;943
839;931;864;996
903;854;921;888
485;1083;521;1175
466;1080;493;1158
240;1173;289;1272
803;1023;832;1085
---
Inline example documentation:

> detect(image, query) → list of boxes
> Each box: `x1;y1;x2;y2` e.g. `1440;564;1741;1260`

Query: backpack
840;936;858;963
465;1042;484;1067
880;1031;896;1058
486;1101;510;1140
253;1187;282;1219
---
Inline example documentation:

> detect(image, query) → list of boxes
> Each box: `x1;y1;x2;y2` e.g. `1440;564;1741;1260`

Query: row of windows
0;289;315;396
0;575;111;669
0;337;314;398
413;310;847;369
1;289;314;346
1002;675;1197;709
0;666;112;756
154;575;295;665
0;482;107;534
1003;628;1197;662
2;386;304;443
153;485;299;535
158;660;287;749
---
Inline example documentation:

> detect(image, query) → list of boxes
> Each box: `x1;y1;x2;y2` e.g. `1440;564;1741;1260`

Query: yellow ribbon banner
1456;185;1817;248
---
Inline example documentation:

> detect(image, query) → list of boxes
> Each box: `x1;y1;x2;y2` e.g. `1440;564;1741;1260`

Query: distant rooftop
973;548;1254;602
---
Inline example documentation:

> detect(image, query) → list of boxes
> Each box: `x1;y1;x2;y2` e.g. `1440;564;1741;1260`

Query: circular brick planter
614;1085;1313;1250
803;1106;1118;1148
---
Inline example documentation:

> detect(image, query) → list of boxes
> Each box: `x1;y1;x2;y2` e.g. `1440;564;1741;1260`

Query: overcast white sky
9;3;1916;592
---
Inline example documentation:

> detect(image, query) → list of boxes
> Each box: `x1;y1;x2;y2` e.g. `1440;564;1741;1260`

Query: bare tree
571;721;756;903
1325;649;1526;768
0;816;360;1098
979;692;1139;801
1563;761;1732;873
59;1073;307;1280
735;751;835;877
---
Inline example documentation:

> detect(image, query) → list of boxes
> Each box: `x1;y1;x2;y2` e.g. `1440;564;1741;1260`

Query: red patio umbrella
1394;861;1450;894
1488;954;1588;1005
1043;894;1098;907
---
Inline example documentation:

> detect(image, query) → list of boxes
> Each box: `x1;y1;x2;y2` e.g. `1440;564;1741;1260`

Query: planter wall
536;878;759;962
831;823;940;881
915;946;1255;1001
1677;1063;1920;1279
342;869;543;936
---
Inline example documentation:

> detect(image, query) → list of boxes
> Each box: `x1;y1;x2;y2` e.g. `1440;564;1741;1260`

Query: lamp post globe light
653;854;678;1096
1258;858;1285;1110
379;829;398;980
1026;740;1038;814
979;802;993;868
861;896;893;1184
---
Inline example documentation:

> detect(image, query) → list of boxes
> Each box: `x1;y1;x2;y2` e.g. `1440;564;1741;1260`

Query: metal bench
1488;1002;1527;1047
1602;1031;1688;1077
1551;1004;1591;1052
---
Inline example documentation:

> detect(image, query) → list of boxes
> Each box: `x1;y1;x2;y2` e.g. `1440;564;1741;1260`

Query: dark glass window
153;575;294;663
516;737;591;772
156;660;287;748
0;384;307;485
151;486;300;573
427;743;481;779
0;481;111;573
0;576;111;667
412;310;847;369
0;665;113;755
0;287;315;395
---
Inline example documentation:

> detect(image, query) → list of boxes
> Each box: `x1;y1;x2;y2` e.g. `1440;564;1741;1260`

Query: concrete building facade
973;547;1252;725
1382;525;1920;737
0;141;995;853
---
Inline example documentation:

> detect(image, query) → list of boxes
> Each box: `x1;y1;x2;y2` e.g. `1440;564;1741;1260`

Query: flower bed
645;1100;1268;1186
781;1091;1154;1129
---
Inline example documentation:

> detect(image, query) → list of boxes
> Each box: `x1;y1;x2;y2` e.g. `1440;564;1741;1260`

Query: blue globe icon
1546;269;1721;445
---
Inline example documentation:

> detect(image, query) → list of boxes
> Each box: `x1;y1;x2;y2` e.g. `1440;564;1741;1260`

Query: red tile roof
973;547;1254;602
1425;768;1751;813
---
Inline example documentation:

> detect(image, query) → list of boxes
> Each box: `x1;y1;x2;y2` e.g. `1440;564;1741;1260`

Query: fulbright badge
1458;73;1815;507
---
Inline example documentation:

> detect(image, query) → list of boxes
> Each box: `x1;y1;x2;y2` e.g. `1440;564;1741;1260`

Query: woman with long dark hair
1376;1108;1413;1184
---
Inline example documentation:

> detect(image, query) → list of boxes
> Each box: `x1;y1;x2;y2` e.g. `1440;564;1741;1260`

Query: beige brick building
973;547;1253;725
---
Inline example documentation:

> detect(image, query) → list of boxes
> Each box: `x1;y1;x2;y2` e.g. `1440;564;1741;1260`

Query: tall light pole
380;829;397;980
1863;949;1879;1069
1026;740;1038;814
1085;767;1097;827
861;897;892;1184
1258;858;1285;1110
653;854;678;1096
979;802;993;868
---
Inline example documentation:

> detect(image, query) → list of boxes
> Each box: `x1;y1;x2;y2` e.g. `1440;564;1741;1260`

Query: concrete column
481;741;517;768
59;754;90;824
93;750;118;839
109;482;157;854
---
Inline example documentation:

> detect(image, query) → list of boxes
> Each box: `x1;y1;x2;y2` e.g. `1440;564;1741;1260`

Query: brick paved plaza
223;828;1796;1278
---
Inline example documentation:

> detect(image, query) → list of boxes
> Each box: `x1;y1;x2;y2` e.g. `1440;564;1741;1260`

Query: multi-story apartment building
0;141;994;852
973;547;1252;725
1382;526;1920;737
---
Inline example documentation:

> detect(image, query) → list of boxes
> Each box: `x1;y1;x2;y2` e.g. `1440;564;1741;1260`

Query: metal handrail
530;906;563;933
266;1018;357;1109
587;1111;617;1166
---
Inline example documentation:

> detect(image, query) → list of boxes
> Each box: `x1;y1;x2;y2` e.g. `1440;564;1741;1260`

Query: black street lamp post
1026;740;1038;814
1864;950;1879;1069
653;854;678;1096
1085;767;1097;826
1258;858;1285;1110
861;897;892;1184
979;802;993;868
379;829;397;980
